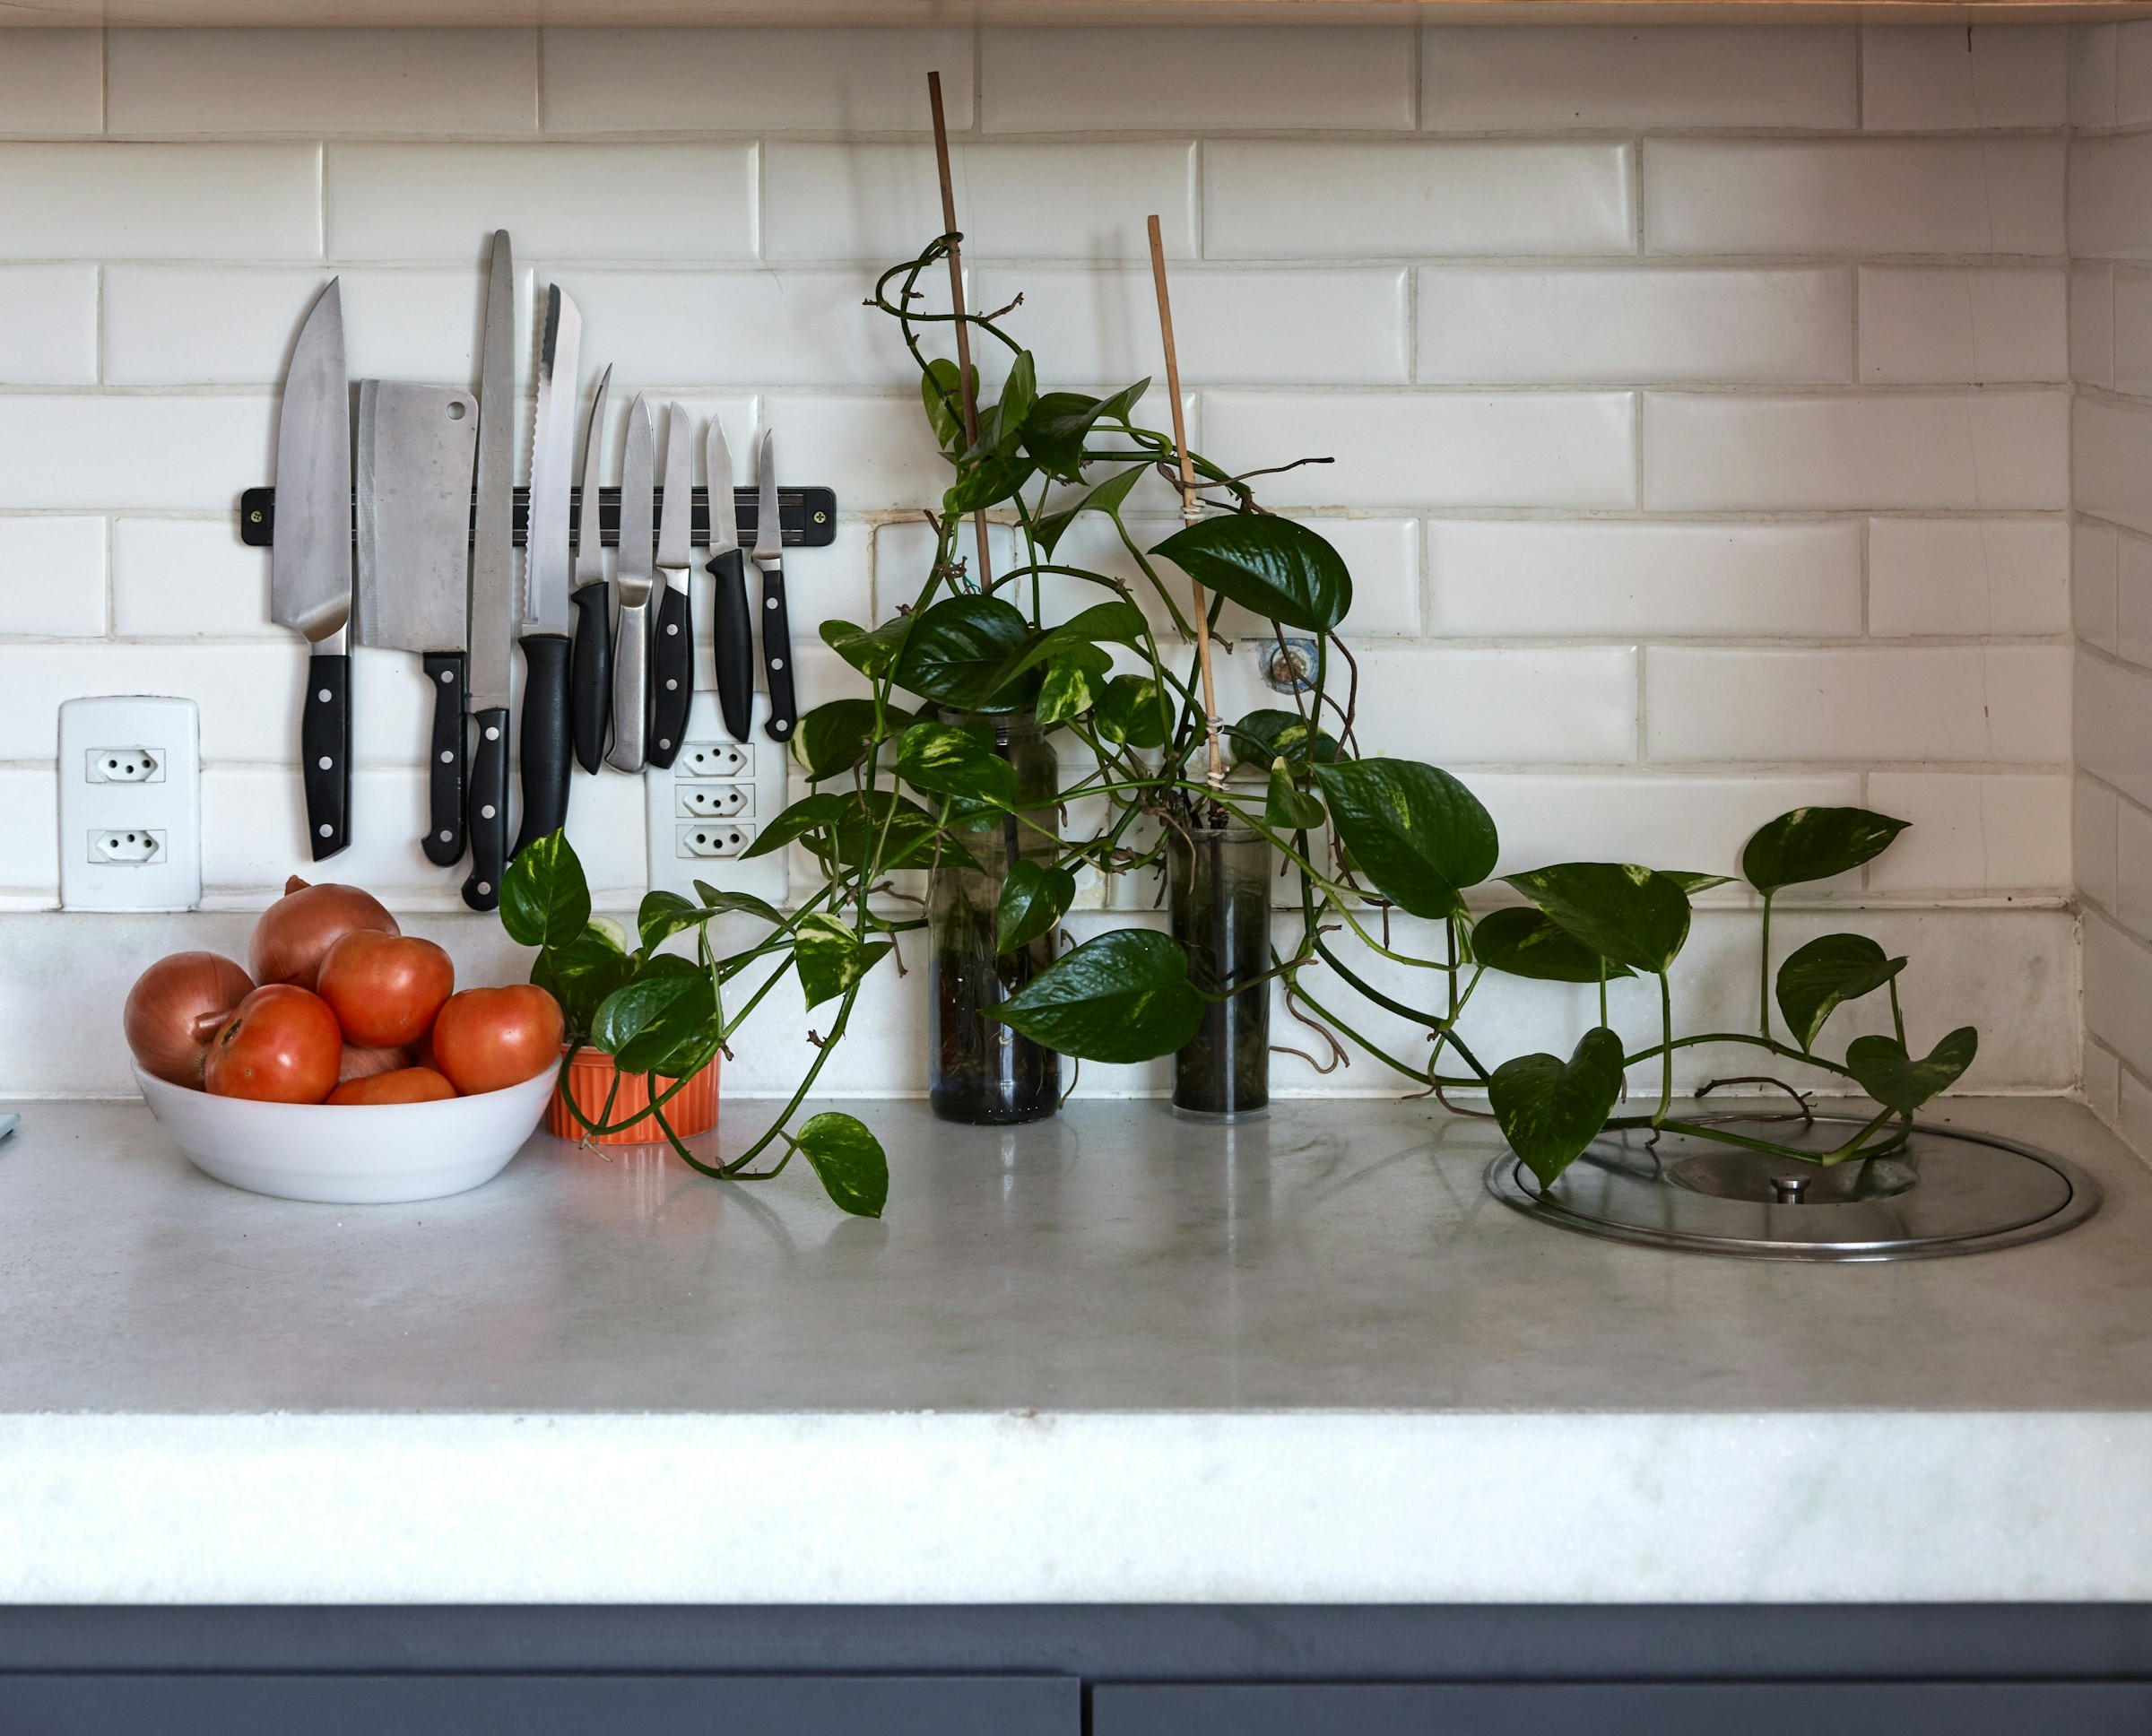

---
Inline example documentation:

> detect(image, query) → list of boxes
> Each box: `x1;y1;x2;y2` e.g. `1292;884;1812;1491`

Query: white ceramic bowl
134;1064;554;1204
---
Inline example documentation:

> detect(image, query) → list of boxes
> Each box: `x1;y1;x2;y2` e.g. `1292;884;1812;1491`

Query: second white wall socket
59;697;202;912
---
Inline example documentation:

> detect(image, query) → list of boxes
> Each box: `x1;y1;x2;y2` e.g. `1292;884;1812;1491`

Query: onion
124;951;254;1088
337;1041;413;1085
249;875;398;990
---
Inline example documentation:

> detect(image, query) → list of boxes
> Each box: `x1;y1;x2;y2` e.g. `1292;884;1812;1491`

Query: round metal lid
1486;1115;2101;1263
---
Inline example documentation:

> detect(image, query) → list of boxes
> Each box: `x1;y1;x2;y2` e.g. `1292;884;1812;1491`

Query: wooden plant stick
928;71;994;593
1148;213;1224;791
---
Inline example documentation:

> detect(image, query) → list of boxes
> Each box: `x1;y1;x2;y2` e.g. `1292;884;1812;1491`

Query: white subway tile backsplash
542;28;972;135
2074;23;2120;127
0;768;57;898
1863;772;2071;891
2086;1036;2122;1126
1867;518;2070;638
1417;268;1849;386
0;517;105;638
1644;393;2069;511
2117;797;2152;940
0;143;320;261
973;267;1408;387
0;267;94;384
2071;133;2152;259
2074;396;2152;535
760;395;945;514
2119;22;2152;126
1427;520;1861;638
2112;265;2152;395
2076;521;2121;652
2076;649;2152;809
1423;25;1855;131
1857;267;2066;385
2085;910;2152;1080
1467;772;1862;880
2115;532;2152;669
1644;645;2070;763
1860;26;2068;130
0;30;100;135
765;143;1195;264
1352;646;1637;765
2072;263;2115;388
111;519;270;639
327;144;755;261
2077;774;2121;914
1205;142;1635;261
1645;138;2064;256
108;30;538;136
1202;392;1635;509
0;642;301;760
985;28;1414;133
0;397;270;511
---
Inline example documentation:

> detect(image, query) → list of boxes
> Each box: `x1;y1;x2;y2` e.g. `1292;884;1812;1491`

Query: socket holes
85;748;164;785
89;829;164;864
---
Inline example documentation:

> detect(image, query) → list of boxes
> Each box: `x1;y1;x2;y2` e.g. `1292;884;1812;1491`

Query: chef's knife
514;284;580;856
271;280;353;861
752;429;796;745
705;417;752;744
605;395;656;774
354;379;479;868
463;228;516;913
569;362;613;774
647;401;694;770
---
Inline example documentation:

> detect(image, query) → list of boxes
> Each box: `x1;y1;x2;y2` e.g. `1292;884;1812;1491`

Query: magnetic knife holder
237;486;838;550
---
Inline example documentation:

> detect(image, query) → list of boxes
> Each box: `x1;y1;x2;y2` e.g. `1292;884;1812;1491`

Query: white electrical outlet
59;697;201;911
646;691;787;909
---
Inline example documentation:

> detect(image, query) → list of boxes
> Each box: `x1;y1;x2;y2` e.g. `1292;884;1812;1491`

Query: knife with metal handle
647;400;694;770
753;429;796;745
569;362;612;775
463;228;516;912
605;394;655;774
354;379;478;867
705;417;752;744
514;284;580;856
272;280;353;860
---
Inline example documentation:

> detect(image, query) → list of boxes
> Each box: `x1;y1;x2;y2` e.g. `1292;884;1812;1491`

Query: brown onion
249;875;398;990
124;951;255;1088
337;1041;414;1085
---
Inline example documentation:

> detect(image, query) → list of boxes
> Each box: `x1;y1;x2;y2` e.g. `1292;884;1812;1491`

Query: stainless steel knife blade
753;427;782;565
705;418;737;559
468;229;516;715
574;362;612;587
271;281;351;647
656;400;692;583
355;382;477;655
605;394;655;773
617;395;654;601
523;284;580;638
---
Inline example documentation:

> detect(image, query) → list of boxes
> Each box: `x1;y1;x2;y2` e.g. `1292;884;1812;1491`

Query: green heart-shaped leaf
501;829;590;950
943;454;1035;516
1775;933;1907;1053
1502;863;1692;976
745;790;950;872
530;924;632;1034
891;595;1034;711
1846;1027;1978;1115
920;359;975;455
794;698;900;783
1488;1027;1627;1190
593;954;715;1075
895;719;1019;806
1741;807;1911;897
1265;760;1327;831
1034;654;1097;726
1227;707;1339;769
1036;463;1144;556
1471;907;1636;985
1020;379;1149;481
1094;673;1169;750
986;929;1205;1063
1150;515;1352;633
1665;871;1734;895
1313;760;1499;920
690;881;785;928
794;1111;889;1219
821;616;911;681
982;601;1147;698
793;913;892;1011
996;858;1077;954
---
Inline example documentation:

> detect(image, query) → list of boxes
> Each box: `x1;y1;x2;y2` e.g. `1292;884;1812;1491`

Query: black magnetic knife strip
238;486;837;549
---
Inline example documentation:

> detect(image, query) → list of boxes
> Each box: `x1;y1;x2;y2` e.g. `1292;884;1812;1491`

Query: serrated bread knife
462;228;516;912
271;279;353;860
514;283;580;855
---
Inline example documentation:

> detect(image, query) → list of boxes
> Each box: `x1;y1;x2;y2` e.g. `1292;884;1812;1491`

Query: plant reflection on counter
496;232;1977;1220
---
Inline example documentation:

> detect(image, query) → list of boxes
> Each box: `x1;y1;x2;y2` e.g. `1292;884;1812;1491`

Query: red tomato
430;985;564;1096
204;985;343;1104
327;1066;457;1106
316;931;454;1048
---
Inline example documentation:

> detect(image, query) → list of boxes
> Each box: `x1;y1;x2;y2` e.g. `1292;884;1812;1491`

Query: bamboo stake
928;71;993;593
1148;213;1224;792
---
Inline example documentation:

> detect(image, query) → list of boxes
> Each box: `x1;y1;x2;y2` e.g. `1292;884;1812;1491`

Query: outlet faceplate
60;697;201;911
645;690;787;910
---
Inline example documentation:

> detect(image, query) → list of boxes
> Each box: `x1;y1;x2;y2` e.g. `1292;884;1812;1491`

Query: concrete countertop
3;1094;2149;1605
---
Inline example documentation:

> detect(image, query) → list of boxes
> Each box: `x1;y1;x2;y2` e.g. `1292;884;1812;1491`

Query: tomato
317;930;454;1047
327;1066;457;1106
430;985;564;1096
204;985;343;1104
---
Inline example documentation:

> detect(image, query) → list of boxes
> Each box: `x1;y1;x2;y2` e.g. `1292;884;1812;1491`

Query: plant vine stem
1758;892;1774;1041
1602;1112;1908;1167
1623;1030;1859;1081
1654;972;1674;1126
1280;976;1480;1090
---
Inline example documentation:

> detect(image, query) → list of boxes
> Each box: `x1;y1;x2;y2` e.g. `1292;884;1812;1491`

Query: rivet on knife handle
647;586;692;770
301;653;351;860
421;652;466;865
759;565;795;743
462;707;510;912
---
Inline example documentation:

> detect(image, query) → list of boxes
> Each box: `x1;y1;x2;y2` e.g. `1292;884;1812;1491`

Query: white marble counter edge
4;1410;2149;1604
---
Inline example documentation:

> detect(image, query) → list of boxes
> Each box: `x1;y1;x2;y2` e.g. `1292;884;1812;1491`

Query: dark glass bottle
927;710;1063;1124
1168;820;1273;1118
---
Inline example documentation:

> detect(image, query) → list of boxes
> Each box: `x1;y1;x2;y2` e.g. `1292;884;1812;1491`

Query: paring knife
705;417;752;744
514;284;580;856
568;362;613;774
354;380;479;867
605;395;656;774
753;429;797;745
463;228;516;913
271;280;353;861
647;401;694;770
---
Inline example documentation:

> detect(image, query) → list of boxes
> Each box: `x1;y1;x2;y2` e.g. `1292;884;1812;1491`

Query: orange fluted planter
548;1046;720;1144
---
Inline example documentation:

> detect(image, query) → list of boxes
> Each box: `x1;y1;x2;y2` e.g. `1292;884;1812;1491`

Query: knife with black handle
569;364;612;775
462;228;516;912
705;418;752;743
647;400;694;770
752;429;796;745
514;284;581;856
